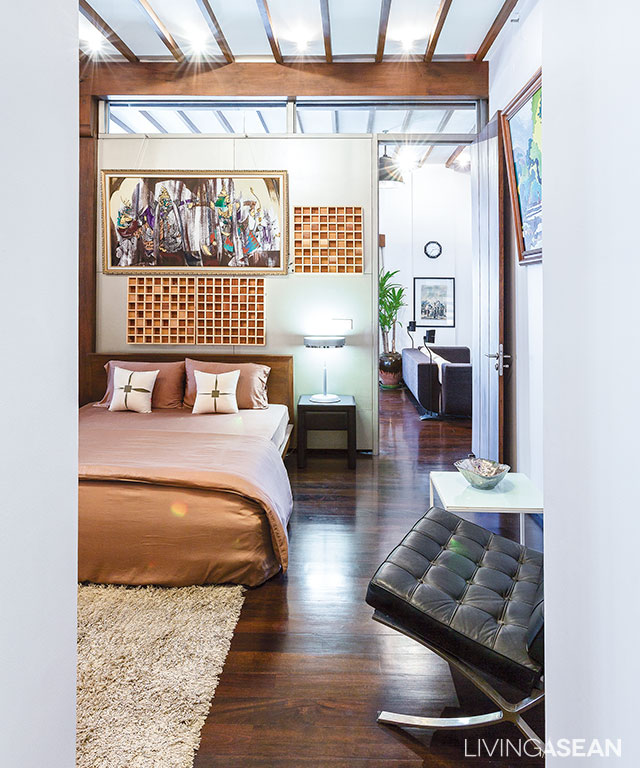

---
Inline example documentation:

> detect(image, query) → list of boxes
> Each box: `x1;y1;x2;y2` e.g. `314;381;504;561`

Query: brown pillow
97;360;185;409
184;359;270;410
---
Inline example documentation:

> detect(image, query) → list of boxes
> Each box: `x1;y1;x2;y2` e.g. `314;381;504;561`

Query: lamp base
310;393;341;403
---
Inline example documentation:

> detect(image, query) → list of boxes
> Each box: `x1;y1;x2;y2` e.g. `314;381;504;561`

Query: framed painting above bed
102;170;289;275
500;69;542;265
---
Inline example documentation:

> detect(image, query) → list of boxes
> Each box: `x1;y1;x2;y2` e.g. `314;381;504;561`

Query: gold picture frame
500;70;542;265
101;169;289;275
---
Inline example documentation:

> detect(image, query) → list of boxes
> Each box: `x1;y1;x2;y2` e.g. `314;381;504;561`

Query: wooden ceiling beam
133;0;185;63
80;62;488;99
319;0;333;63
375;0;392;63
79;0;139;63
256;0;283;64
424;0;453;63
194;0;235;63
445;144;466;168
474;0;519;61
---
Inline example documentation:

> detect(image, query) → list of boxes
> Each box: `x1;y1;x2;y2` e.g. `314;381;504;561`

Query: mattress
78;403;294;587
81;402;290;452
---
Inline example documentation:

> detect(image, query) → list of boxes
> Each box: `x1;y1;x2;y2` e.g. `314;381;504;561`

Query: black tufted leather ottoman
366;507;544;744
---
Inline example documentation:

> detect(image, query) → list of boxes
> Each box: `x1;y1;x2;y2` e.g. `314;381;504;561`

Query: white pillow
192;369;240;414
108;367;159;414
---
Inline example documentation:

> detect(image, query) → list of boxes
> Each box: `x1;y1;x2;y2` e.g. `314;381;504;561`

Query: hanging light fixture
378;146;404;187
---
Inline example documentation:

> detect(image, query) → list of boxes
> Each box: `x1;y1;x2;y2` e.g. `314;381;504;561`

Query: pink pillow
184;359;270;410
97;360;185;409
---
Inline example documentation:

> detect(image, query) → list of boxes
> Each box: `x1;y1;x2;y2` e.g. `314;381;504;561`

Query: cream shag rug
77;584;245;768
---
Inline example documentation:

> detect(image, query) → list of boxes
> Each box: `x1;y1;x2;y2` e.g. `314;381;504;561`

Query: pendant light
378;146;404;187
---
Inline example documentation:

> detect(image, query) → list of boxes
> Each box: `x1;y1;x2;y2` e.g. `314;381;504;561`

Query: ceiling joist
193;0;234;63
177;110;201;133
139;110;168;133
109;113;135;133
256;0;283;64
475;0;519;61
133;0;185;63
215;110;234;133
375;0;392;63
79;0;139;63
445;144;466;168
419;109;454;165
424;0;453;63
256;110;270;133
319;0;333;64
367;110;375;133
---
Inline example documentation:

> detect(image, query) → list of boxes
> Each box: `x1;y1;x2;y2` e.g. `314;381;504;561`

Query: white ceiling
79;0;515;60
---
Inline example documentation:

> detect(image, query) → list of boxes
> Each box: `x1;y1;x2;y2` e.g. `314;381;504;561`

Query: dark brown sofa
402;346;472;417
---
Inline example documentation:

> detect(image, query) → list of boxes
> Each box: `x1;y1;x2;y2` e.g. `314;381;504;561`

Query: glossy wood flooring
194;388;544;767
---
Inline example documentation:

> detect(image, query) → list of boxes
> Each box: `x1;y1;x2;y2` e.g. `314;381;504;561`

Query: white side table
429;471;543;545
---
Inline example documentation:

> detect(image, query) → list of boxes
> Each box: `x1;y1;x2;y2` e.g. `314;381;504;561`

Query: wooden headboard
83;353;294;419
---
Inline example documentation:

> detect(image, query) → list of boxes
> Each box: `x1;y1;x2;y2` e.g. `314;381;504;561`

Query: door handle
486;345;511;376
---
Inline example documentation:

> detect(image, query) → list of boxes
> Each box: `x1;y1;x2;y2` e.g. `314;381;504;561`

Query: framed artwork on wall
414;277;455;328
500;69;542;264
101;170;289;275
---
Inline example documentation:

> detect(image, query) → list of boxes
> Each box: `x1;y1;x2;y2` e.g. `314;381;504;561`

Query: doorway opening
377;138;475;463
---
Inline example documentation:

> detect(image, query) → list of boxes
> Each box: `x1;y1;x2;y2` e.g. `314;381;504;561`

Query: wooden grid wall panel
126;276;265;346
293;206;364;273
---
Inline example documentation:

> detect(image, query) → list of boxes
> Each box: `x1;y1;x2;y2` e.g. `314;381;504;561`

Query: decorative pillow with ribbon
192;369;240;414
108;367;159;414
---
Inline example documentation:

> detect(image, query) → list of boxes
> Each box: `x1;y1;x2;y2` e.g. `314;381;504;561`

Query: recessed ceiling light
82;27;104;55
186;29;208;55
288;26;311;52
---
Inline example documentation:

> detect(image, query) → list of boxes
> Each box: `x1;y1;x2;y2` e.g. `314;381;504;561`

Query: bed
79;353;294;588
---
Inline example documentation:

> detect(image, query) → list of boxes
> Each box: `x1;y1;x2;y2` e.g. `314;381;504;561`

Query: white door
470;118;506;461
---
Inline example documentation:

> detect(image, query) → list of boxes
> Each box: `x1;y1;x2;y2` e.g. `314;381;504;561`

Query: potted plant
379;269;407;389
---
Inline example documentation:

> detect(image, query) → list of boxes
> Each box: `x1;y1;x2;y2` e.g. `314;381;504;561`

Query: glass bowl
454;457;511;490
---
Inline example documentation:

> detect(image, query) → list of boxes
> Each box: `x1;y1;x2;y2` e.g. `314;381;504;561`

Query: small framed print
414;277;455;328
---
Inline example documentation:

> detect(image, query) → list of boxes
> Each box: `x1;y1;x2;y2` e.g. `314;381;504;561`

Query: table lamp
303;335;346;403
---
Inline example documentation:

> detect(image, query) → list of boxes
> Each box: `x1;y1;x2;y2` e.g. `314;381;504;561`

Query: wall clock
424;241;442;259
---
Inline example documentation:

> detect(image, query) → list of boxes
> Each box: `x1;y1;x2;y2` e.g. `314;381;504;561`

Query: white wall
544;2;640;763
487;0;543;487
97;135;376;449
0;2;77;766
380;164;473;350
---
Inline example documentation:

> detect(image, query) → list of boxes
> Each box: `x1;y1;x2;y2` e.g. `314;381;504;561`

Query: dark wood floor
194;388;544;767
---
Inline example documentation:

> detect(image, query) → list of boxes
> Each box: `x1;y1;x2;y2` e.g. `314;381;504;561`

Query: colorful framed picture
101;170;289;275
414;277;455;328
501;69;542;264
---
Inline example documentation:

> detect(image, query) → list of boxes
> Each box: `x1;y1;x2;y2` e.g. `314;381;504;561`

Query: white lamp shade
303;336;346;348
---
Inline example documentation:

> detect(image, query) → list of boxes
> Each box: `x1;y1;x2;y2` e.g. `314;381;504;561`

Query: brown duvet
79;413;293;587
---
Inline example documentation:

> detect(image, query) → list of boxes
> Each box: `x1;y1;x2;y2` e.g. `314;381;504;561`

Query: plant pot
379;352;403;389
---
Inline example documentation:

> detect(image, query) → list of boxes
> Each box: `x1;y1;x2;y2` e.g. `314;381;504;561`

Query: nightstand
297;395;356;469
